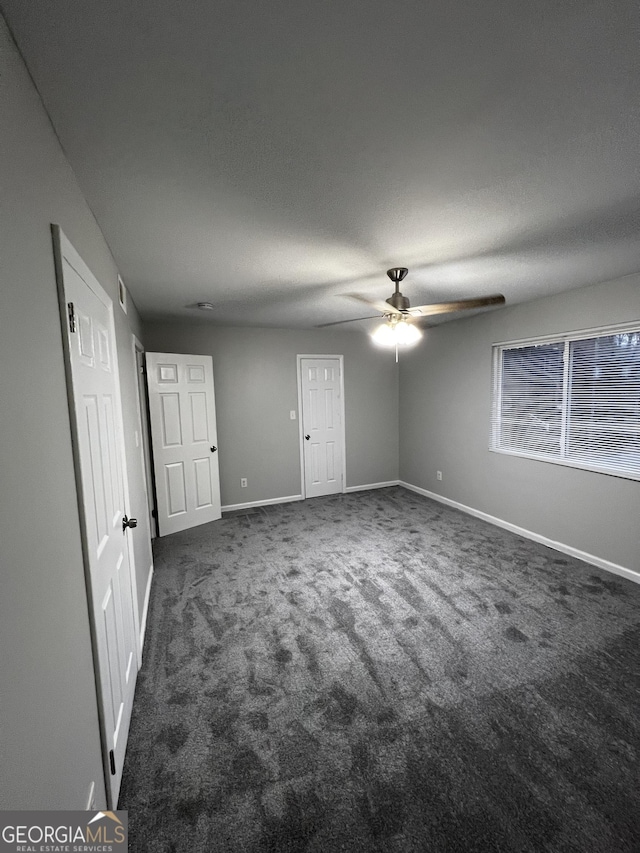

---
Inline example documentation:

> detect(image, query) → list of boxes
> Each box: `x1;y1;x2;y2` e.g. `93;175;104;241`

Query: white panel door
146;353;221;536
54;227;138;807
299;356;345;498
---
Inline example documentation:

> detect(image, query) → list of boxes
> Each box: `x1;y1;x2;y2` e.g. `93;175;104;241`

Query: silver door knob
122;515;137;532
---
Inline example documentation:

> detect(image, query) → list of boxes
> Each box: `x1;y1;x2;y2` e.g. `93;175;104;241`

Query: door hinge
67;302;76;333
151;508;157;519
109;749;116;776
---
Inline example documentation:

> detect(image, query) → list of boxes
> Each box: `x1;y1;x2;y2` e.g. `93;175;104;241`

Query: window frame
490;320;640;481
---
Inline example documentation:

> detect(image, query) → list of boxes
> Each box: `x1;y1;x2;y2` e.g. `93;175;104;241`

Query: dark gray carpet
119;487;640;852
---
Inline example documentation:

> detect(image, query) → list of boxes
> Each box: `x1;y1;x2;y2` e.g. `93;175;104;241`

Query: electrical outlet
436;471;443;481
289;410;296;420
241;478;248;488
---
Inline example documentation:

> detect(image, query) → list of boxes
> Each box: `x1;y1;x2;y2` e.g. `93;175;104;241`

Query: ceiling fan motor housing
386;292;410;311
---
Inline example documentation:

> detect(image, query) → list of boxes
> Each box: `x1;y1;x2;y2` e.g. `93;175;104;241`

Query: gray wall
143;323;400;506
399;276;640;572
0;15;152;808
3;0;637;811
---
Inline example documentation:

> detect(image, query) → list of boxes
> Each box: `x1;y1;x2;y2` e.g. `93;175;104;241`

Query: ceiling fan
317;267;505;358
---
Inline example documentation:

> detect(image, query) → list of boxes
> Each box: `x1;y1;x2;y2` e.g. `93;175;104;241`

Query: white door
298;356;346;498
146;353;221;536
53;227;138;807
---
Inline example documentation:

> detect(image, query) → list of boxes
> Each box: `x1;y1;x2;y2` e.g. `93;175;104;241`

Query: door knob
122;515;137;532
210;445;217;452
305;434;310;440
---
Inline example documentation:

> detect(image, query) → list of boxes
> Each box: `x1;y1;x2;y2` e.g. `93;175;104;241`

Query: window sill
488;446;640;482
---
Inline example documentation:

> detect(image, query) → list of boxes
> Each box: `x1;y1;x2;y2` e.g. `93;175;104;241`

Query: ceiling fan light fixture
371;317;422;348
395;319;422;346
371;321;396;347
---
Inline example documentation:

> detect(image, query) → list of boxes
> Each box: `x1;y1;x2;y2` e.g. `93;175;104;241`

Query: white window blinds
491;327;640;480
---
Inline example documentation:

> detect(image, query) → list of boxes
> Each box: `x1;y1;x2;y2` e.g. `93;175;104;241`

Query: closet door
146;353;221;535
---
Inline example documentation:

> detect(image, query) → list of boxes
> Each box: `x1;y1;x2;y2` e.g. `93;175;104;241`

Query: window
490;324;640;480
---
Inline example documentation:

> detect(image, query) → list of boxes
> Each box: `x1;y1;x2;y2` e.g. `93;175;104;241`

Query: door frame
131;334;157;657
52;224;140;806
296;354;346;499
132;334;157;538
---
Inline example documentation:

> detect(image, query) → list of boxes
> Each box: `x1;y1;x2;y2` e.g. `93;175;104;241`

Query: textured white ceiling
3;0;640;328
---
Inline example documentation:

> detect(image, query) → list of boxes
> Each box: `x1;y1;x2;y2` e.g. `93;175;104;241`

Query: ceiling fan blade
409;294;505;317
347;293;403;315
315;314;381;328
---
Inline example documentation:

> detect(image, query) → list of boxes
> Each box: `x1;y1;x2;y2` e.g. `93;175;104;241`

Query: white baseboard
222;483;399;512
399;481;639;586
222;494;303;513
138;563;154;659
345;480;400;493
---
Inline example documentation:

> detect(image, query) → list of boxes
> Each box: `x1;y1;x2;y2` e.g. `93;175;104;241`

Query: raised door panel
101;580;122;740
187;364;205;383
157;363;178;383
103;395;120;529
189;392;209;444
310;442;321;485
324;388;335;430
77;309;95;367
326;441;336;483
82;395;109;556
165;462;188;516
160;393;183;448
308;388;321;432
113;553;135;700
194;457;213;508
97;327;111;372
